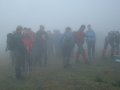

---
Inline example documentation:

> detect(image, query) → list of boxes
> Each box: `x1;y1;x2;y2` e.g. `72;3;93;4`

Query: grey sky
0;0;120;52
0;0;120;32
0;0;120;49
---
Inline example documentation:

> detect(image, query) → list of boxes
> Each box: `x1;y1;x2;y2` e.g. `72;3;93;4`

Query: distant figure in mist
61;27;75;68
6;32;16;67
22;28;35;71
86;25;96;61
35;25;48;66
47;30;54;58
13;26;26;79
102;31;120;58
74;25;88;64
53;30;62;57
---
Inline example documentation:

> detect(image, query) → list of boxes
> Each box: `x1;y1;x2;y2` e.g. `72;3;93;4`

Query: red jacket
23;30;35;52
75;31;85;45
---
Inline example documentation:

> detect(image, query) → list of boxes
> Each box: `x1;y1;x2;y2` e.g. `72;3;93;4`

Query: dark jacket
14;32;26;53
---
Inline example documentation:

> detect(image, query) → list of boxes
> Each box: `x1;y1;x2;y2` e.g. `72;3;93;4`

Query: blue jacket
86;29;96;42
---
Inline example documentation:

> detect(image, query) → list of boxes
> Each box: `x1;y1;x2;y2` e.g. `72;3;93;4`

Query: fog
1;1;120;89
0;0;120;54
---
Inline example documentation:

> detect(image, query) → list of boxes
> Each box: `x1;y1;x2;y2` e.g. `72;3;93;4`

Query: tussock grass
0;56;120;90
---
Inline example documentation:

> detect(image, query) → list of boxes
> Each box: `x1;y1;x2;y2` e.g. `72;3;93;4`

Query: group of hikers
6;24;120;79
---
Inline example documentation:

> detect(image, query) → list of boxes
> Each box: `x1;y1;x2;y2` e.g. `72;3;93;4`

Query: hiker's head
7;33;13;38
47;30;52;35
65;27;72;32
87;24;91;30
16;26;23;34
23;27;31;34
54;30;60;34
23;27;27;32
27;28;32;32
108;31;113;37
40;25;45;31
79;25;86;31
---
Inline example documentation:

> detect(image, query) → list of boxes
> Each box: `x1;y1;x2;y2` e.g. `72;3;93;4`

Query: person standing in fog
75;25;88;64
102;31;120;58
35;25;48;66
13;26;26;80
47;30;54;59
22;28;35;72
61;27;75;68
6;32;16;68
53;30;62;58
86;25;96;61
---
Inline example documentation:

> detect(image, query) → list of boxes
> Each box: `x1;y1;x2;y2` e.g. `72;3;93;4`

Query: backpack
6;33;15;51
108;31;120;46
62;33;74;48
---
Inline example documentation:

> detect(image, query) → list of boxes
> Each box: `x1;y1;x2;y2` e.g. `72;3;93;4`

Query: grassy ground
0;55;120;90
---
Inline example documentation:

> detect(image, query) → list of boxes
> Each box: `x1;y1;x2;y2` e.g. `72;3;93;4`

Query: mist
0;0;120;89
0;0;119;56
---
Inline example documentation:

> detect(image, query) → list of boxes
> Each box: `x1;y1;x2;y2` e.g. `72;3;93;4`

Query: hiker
22;28;35;71
61;27;75;68
102;33;109;58
86;24;96;61
47;30;54;59
6;32;16;67
102;31;120;58
74;25;88;64
35;25;48;66
53;30;62;58
13;26;26;79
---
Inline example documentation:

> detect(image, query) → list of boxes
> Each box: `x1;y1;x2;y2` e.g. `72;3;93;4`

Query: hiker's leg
81;45;88;64
26;52;32;72
92;41;96;59
44;49;48;65
62;48;66;68
14;52;22;79
87;42;91;60
66;49;71;67
75;46;81;63
111;45;114;58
